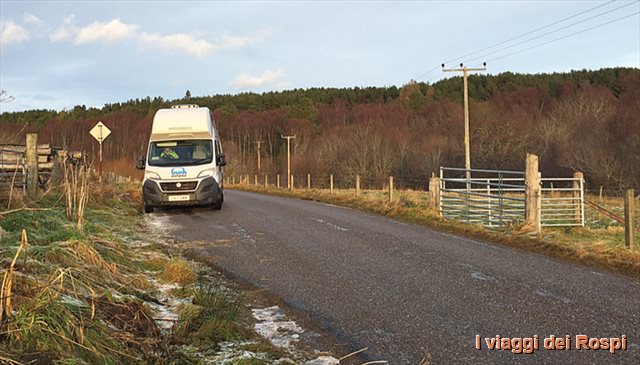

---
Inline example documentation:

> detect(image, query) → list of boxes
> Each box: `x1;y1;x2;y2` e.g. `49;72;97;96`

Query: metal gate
439;167;584;228
540;177;584;227
440;167;526;228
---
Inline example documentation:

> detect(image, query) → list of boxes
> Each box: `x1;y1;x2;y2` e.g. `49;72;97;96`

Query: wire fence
226;172;638;232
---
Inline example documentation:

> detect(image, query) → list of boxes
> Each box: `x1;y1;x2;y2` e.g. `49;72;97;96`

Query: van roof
151;107;213;140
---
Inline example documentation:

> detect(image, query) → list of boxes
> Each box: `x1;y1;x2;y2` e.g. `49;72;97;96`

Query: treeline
1;67;638;189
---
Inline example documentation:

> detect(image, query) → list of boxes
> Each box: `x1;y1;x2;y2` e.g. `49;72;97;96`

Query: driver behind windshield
160;147;179;160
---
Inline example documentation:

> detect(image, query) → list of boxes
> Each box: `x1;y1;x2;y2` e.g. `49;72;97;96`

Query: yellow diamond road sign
89;122;111;142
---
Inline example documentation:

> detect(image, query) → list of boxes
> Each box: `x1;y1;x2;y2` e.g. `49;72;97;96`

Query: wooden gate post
525;153;541;233
330;174;334;194
625;189;635;250
573;172;584;224
26;133;39;200
429;175;441;215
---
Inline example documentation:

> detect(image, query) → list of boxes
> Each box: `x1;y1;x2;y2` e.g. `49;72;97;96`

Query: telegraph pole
255;140;263;173
281;135;296;189
442;62;487;192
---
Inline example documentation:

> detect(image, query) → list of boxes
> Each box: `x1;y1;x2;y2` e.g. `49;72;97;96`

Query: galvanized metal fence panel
440;167;526;228
440;167;584;229
541;177;584;227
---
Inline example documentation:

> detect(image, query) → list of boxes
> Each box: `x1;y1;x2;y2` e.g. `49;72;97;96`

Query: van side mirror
136;156;146;170
217;154;227;167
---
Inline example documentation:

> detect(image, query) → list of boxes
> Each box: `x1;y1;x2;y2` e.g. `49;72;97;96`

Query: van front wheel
212;192;223;210
144;203;154;213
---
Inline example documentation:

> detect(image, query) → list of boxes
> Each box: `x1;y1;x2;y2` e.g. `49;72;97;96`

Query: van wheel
212;191;223;210
144;203;154;213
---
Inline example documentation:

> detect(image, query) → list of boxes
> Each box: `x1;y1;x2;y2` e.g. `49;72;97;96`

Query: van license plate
168;194;190;202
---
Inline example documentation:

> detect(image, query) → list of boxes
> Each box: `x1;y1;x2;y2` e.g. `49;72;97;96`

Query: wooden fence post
573;172;584;224
599;186;603;202
290;175;294;190
277;174;280;188
26;133;38;200
389;176;394;203
265;175;268;188
254;174;258;186
232;175;235;185
429;175;441;214
356;175;360;196
330;174;334;195
625;189;635;250
307;173;311;190
525;153;541;233
245;174;249;186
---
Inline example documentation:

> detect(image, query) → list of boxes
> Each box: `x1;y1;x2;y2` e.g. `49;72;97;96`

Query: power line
414;0;633;82
485;11;640;64
463;1;638;65
446;0;618;64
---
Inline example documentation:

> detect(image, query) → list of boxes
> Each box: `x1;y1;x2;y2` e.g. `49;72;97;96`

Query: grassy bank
0;183;330;364
230;184;640;280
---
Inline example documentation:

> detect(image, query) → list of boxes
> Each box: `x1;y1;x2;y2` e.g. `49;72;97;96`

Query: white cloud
0;20;30;46
23;13;43;25
75;18;138;44
139;29;272;57
139;32;214;57
218;29;273;49
50;15;78;42
231;69;286;89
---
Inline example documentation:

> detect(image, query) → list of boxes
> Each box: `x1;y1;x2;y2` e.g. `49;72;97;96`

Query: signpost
89;121;111;182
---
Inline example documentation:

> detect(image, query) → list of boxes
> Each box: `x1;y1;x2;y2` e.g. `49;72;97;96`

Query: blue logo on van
171;167;187;177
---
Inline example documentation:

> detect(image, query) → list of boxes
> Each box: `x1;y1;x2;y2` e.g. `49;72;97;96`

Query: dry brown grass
103;157;143;181
160;259;196;285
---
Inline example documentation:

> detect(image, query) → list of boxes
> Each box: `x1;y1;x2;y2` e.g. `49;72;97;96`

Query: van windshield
148;140;213;167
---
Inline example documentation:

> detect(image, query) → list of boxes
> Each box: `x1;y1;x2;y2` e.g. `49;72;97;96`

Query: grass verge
0;182;311;364
230;184;640;281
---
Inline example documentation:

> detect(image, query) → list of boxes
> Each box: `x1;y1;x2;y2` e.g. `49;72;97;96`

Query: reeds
1;229;28;323
62;159;90;231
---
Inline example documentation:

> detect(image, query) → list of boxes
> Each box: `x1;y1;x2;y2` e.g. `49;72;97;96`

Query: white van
137;104;226;213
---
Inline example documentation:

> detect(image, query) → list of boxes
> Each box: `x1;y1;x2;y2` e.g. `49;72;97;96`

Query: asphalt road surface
153;189;640;364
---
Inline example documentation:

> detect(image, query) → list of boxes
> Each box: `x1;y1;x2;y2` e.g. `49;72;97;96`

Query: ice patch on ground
304;356;340;365
147;279;190;331
204;341;268;364
145;214;180;236
252;306;303;348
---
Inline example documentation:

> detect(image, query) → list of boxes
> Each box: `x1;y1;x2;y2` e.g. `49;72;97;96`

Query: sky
0;0;638;113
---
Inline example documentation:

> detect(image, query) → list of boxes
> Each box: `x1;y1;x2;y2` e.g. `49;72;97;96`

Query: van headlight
198;169;215;178
145;171;161;180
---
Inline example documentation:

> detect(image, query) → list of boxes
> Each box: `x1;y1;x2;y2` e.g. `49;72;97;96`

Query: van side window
215;140;222;157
